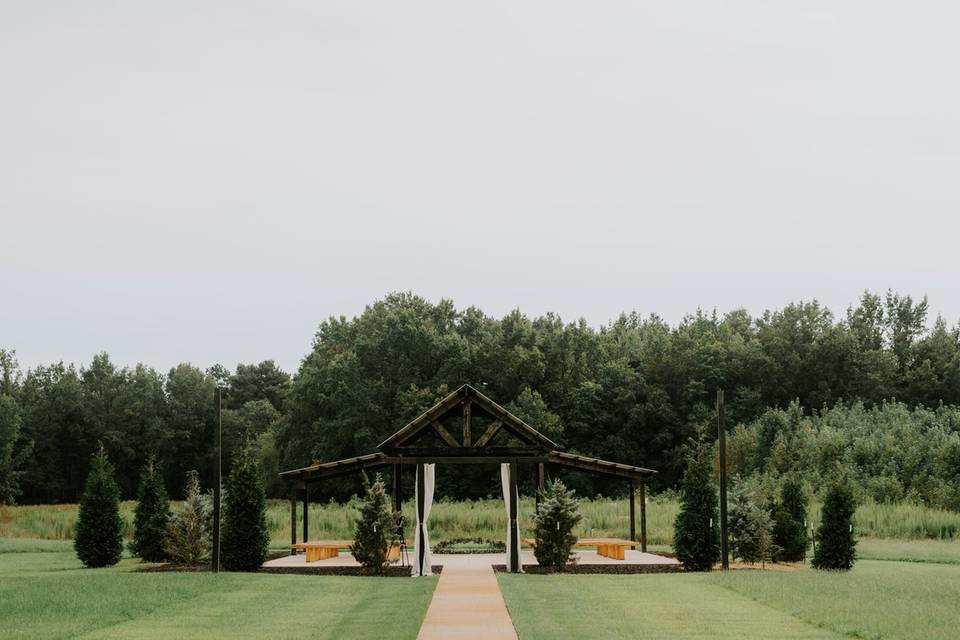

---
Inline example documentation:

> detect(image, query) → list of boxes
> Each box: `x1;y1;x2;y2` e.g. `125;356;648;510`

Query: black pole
417;463;426;575
393;463;402;514
509;460;519;572
629;478;636;543
289;485;297;555
302;483;310;543
211;387;222;573
535;463;545;513
640;482;647;552
718;389;729;571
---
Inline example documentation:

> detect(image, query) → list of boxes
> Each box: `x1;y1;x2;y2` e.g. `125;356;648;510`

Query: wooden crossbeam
474;420;503;447
431;420;461;448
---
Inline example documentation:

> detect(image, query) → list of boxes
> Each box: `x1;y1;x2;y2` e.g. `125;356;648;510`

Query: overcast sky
2;1;958;374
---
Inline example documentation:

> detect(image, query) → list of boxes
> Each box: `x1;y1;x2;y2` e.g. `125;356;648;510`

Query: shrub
533;479;582;571
74;445;123;568
131;455;170;562
772;476;808;562
351;473;395;574
164;471;211;565
222;442;270;571
673;450;719;571
728;477;775;564
812;475;857;570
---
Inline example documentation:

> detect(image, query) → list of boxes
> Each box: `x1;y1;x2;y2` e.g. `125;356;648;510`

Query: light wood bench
291;540;403;562
523;537;639;560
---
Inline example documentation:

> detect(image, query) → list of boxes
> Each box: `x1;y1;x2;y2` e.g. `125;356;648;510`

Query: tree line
2;289;959;505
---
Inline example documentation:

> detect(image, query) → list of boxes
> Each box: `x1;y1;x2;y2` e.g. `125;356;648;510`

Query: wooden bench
523;537;639;560
291;541;403;563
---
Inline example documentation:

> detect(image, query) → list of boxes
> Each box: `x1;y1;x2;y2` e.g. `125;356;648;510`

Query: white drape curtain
413;463;435;576
501;463;523;573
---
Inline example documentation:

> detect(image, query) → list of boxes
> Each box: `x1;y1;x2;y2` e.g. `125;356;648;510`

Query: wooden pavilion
278;384;656;573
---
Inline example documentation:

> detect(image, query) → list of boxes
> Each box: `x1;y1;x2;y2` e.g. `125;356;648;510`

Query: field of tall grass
4;496;959;546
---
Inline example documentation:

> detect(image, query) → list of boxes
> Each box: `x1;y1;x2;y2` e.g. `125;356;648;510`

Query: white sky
2;1;958;374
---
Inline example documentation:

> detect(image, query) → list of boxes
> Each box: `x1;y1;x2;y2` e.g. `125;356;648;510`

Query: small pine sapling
812;475;857;570
221;442;270;571
131;454;171;562
74;445;124;568
673;449;719;571
163;471;211;565
772;476;808;562
532;479;582;571
351;473;395;574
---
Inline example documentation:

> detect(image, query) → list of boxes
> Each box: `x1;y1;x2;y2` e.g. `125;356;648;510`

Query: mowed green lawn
499;557;960;640
0;539;436;640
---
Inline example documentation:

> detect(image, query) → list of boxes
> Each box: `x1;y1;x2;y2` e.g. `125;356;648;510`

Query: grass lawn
499;558;960;640
857;538;960;564
0;538;436;640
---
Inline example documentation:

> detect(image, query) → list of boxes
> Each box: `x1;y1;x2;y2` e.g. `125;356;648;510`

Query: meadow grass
5;497;958;545
857;538;960;564
0;542;436;640
499;560;960;640
712;560;960;640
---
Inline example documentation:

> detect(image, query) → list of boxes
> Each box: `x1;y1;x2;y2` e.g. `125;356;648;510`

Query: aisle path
416;554;518;640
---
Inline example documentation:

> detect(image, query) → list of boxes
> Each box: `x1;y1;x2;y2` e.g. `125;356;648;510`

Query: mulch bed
137;552;442;577
493;563;682;575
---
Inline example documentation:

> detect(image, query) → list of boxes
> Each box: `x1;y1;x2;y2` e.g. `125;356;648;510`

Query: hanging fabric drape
413;463;435;576
501;463;523;573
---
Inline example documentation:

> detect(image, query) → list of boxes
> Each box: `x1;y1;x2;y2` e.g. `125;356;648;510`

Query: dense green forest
1;290;959;507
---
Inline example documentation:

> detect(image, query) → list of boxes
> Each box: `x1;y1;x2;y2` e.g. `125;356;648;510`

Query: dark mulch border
137;557;442;577
492;563;682;575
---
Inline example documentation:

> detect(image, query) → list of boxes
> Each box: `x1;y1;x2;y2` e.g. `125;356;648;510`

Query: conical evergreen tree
131;455;171;562
221;441;269;571
533;479;582;571
351;473;394;574
673;449;719;571
773;476;808;562
812;475;857;570
74;445;123;568
163;470;211;565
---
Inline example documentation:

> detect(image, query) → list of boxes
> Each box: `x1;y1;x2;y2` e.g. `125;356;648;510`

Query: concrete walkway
416;554;518;640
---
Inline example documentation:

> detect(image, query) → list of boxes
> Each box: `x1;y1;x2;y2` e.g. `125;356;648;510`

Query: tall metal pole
211;387;222;573
639;482;647;552
718;389;729;571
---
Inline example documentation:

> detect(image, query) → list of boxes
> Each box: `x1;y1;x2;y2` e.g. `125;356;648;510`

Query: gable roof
378;384;558;452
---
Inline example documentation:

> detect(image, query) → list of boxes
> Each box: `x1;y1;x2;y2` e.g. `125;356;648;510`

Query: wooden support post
302;483;310;544
417;463;426;575
393;463;402;514
509;459;519;572
718;389;729;571
629;478;636;543
289;486;297;555
640;482;647;552
462;400;472;446
534;463;544;513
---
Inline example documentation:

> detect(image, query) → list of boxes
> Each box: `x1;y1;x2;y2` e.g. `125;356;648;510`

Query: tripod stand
393;513;410;567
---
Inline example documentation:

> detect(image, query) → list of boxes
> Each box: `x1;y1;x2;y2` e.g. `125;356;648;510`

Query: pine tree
74;445;123;568
812;476;857;570
221;442;269;571
164;471;211;565
773;476;808;562
532;479;582;571
728;478;775;564
351;473;395;574
673;450;719;571
131;455;171;562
